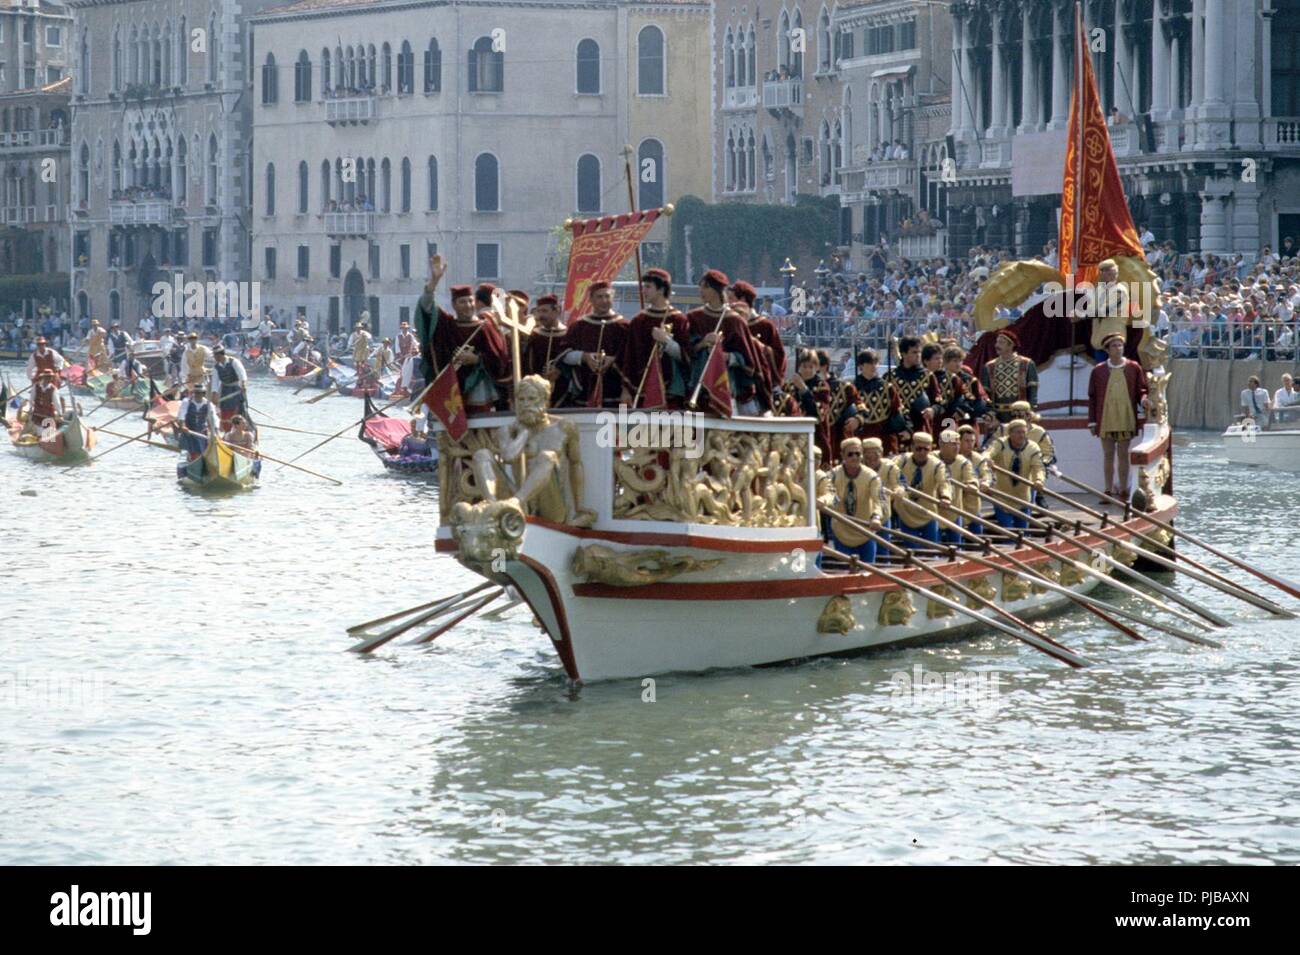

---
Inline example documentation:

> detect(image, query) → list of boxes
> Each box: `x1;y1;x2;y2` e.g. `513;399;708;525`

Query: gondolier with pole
211;344;249;431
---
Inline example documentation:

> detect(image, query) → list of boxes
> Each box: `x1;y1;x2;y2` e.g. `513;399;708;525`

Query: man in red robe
556;280;629;407
684;269;766;414
621;268;692;409
414;255;511;414
728;280;786;387
520;293;568;398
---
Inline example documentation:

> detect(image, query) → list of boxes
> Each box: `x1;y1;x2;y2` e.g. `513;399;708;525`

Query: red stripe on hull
517;555;582;682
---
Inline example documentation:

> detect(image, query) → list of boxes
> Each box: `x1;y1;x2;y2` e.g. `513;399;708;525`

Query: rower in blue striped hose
892;431;950;548
987;419;1046;530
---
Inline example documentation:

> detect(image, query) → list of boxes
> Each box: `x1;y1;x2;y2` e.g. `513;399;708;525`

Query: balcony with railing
109;197;175;225
326;96;378;125
2;206;37;225
1109;123;1141;157
1265;117;1300;150
838;160;915;202
723;86;759;111
0;128;68;150
324;211;375;236
762;78;803;115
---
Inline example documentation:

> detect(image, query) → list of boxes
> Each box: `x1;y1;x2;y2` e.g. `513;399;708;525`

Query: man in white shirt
138;313;156;339
25;336;68;382
1273;374;1300;425
1240;375;1272;427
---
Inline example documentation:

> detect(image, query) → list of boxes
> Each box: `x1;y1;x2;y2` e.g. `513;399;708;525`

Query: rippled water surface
2;362;1297;864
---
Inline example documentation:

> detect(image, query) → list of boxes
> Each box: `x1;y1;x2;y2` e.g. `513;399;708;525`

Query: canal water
2;363;1296;864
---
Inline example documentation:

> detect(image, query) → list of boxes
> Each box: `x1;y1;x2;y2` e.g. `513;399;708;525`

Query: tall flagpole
622;145;646;312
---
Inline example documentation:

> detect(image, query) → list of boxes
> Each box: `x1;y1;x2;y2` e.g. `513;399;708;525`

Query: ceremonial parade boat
358;394;437;478
7;411;97;465
177;433;260;492
414;375;1187;682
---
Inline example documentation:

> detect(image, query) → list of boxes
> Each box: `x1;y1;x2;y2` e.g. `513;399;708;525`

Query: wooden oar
281;378;437;468
255;422;335;438
821;544;1089;668
245;401;275;419
1048;464;1300;604
902;485;1218;637
821;503;1147;644
93;404;147;431
974;477;1294;619
964;478;1232;630
78;426;171;464
819;505;1077;652
407;589;505;644
347;581;493;635
304;384;339;404
349;587;502;653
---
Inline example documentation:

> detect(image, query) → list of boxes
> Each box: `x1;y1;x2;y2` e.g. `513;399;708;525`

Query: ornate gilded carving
1059;560;1086;587
1031;565;1060;594
570;545;722;587
448;499;527;566
440;376;595;528
612;430;810;527
878;590;916;627
1144;366;1171;423
1002;572;1032;602
1136;455;1171;508
965;574;997;608
1111;542;1138;567
927;584;958;619
817;595;856;635
1148;527;1173;549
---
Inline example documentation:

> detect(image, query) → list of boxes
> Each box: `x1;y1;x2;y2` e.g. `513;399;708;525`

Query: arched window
469;36;504;92
320;160;331;210
78;32;90;94
725;130;736;191
112;140;122;191
400;157;411;212
819;120;831;185
113;28;122;91
736;29;746;88
747;26;756;83
177;17;187;85
207;14;218;84
262;53;278;104
206;135;218;205
321;48;331;92
576;154;600;213
380;158;391;213
576;39;600;94
176;136;187;202
365;157;375;204
427;156;438;210
725;30;735;89
78;143;89;205
397;41;414;94
747;130;757;189
779;12;791;71
265;163;275;215
474;153;499;211
637;26;664;95
380;43;391;92
637;139;664;208
792;9;805;78
819;8;832;72
424;39;441;93
297;160;308;213
368;44;377;88
152;24;163;85
295;51;312;102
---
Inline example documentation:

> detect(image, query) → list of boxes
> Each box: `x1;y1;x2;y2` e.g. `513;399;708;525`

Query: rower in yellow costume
957;424;992;534
987;419;1045;530
862;436;900;548
936;429;975;545
892;431;951;548
183;332;213;388
826;437;883;563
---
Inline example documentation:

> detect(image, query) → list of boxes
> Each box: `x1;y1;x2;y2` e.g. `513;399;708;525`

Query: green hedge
666;195;839;285
0;274;69;314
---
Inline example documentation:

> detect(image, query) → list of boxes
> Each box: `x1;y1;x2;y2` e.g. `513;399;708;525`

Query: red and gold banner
1057;5;1143;283
700;343;733;417
563;209;662;319
423;364;468;442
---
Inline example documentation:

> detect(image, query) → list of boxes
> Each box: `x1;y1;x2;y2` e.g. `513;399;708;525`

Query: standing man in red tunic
26;336;68;383
1087;332;1150;499
684;269;766;415
621;268;692;409
556;281;629;407
22;369;65;436
728;280;786;388
520;293;569;398
414;255;511;414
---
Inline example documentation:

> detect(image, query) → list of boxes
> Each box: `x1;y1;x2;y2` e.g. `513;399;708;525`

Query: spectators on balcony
110;184;172;203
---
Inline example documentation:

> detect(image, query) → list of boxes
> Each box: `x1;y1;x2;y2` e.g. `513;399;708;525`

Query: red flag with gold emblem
423;364;468;442
700;342;733;417
563;209;663;319
1057;4;1144;284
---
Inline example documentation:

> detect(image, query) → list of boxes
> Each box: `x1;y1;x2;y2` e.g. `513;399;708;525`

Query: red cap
35;336;48;345
450;284;473;300
730;281;757;305
995;328;1019;346
641;268;672;294
475;283;497;306
589;280;612;293
535;294;559;307
699;269;730;292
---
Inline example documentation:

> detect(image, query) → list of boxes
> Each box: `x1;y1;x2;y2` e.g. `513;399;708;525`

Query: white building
250;0;711;338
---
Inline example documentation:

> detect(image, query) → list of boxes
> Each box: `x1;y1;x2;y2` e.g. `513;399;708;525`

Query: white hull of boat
1221;424;1300;470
